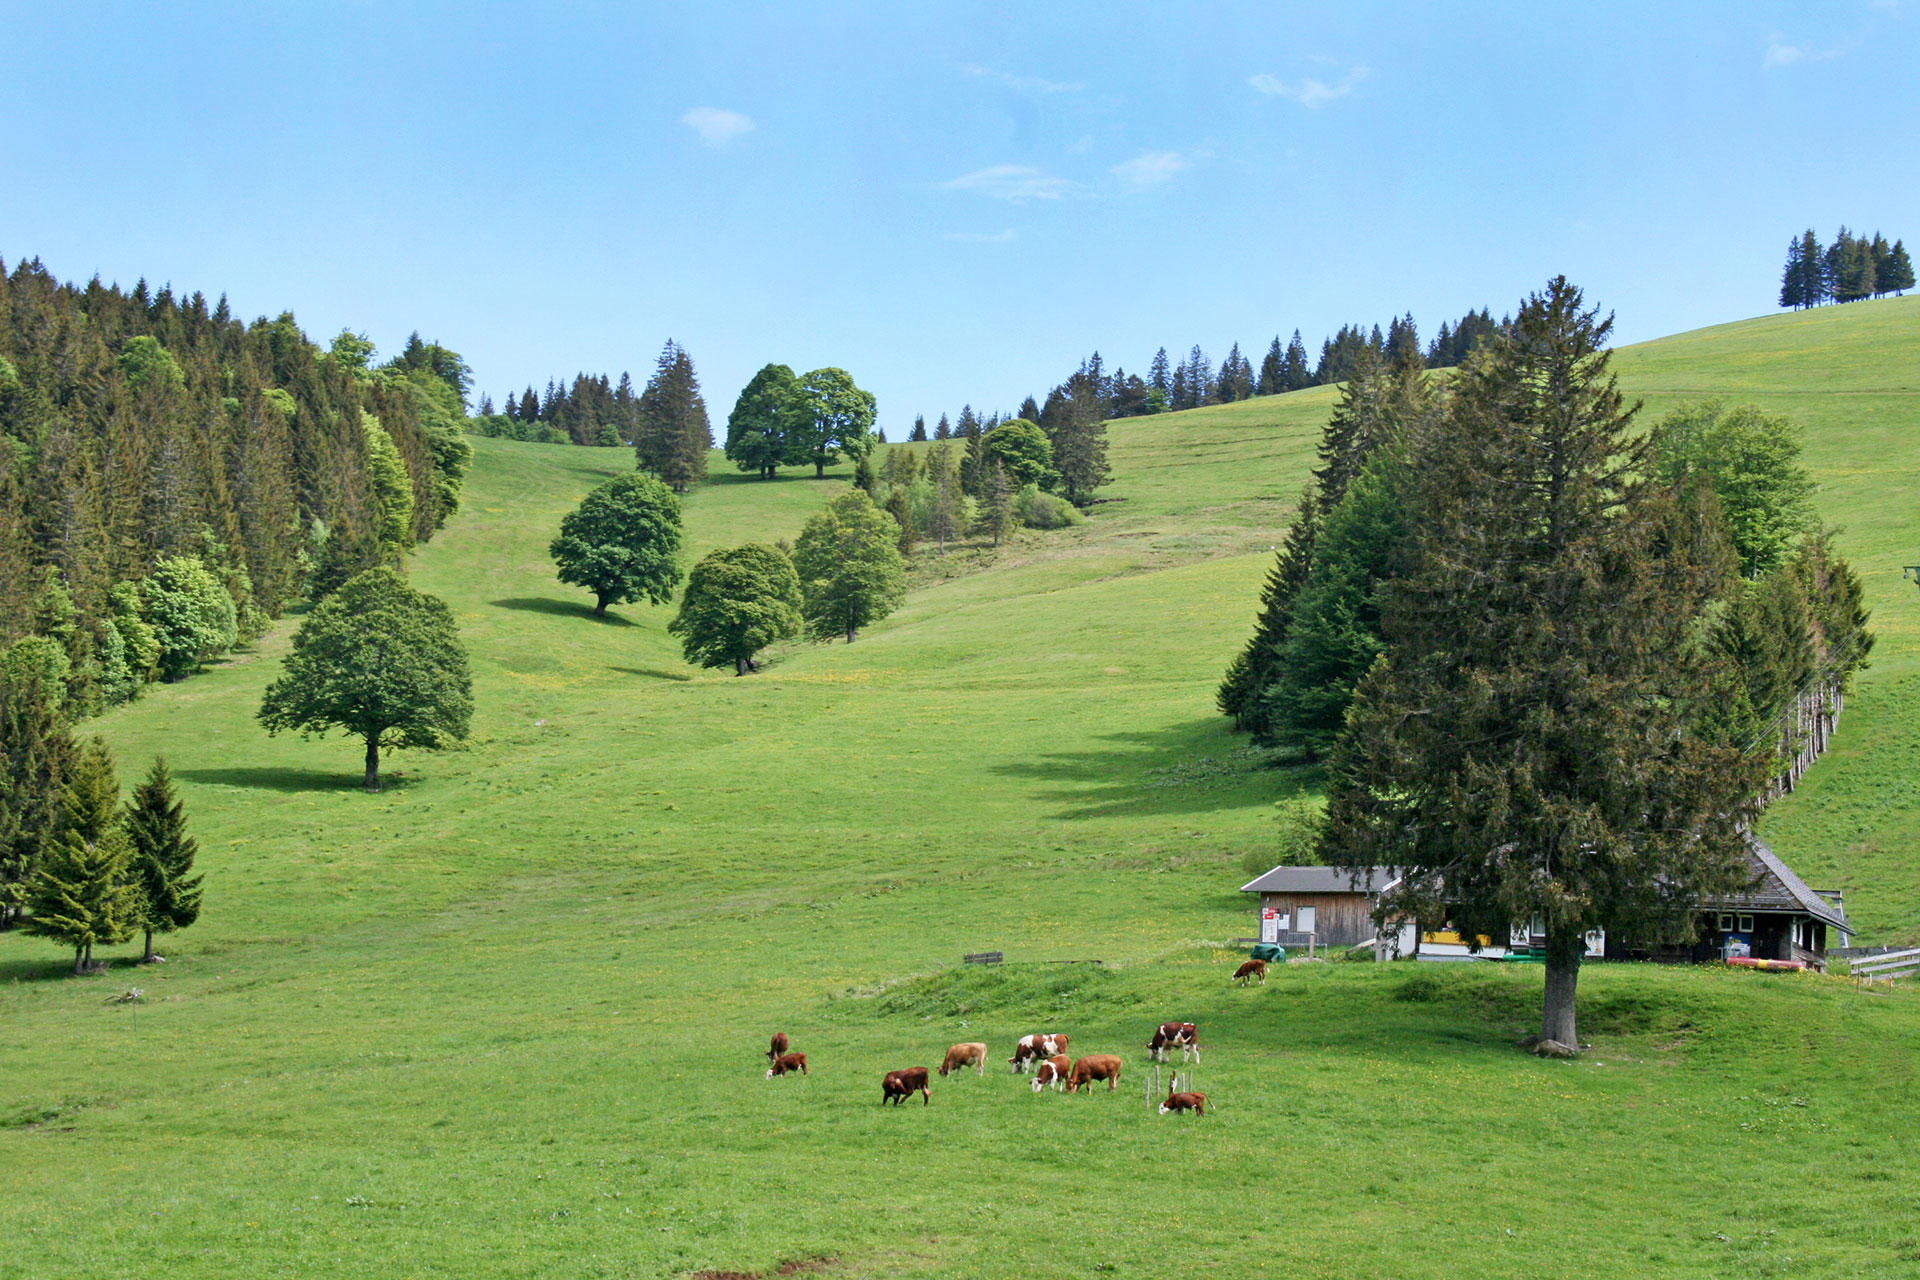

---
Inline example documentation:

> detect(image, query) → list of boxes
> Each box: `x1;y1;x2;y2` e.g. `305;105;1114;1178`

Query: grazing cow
767;1032;790;1063
1065;1054;1123;1093
939;1042;988;1077
1009;1032;1071;1073
1030;1054;1072;1093
1232;958;1268;986
1146;1022;1200;1064
1160;1083;1208;1117
766;1052;808;1079
882;1067;932;1106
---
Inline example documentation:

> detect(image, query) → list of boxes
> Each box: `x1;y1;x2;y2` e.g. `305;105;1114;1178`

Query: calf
939;1042;988;1077
1008;1032;1070;1073
1232;958;1268;986
1160;1085;1208;1117
767;1031;789;1064
766;1052;808;1079
881;1067;931;1107
1065;1054;1123;1094
1030;1054;1073;1093
1146;1022;1200;1064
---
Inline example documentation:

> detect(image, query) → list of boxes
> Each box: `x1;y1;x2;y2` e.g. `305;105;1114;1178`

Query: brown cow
766;1052;808;1079
767;1032;790;1063
1030;1054;1072;1093
882;1067;931;1106
939;1042;988;1077
1065;1054;1123;1093
1146;1022;1200;1064
1009;1032;1070;1073
1232;958;1268;986
1160;1083;1208;1117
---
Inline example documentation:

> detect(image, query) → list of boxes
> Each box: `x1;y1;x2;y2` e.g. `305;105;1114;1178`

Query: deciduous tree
669;544;804;675
258;568;472;791
549;473;685;616
792;491;906;642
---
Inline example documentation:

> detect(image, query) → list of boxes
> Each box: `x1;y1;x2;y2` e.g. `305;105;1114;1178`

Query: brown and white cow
766;1052;808;1079
939;1042;988;1077
1232;958;1268;986
1065;1054;1123;1093
1160;1084;1208;1117
1146;1022;1200;1064
881;1067;932;1106
1030;1054;1072;1093
1008;1032;1070;1073
767;1031;790;1063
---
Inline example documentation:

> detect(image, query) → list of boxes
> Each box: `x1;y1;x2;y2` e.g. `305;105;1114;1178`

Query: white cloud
1763;33;1841;67
1111;150;1188;189
681;107;755;146
945;230;1018;244
958;63;1082;93
941;164;1079;201
1248;64;1370;108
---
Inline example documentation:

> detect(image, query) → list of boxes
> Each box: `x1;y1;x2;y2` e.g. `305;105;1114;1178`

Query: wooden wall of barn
1256;892;1377;946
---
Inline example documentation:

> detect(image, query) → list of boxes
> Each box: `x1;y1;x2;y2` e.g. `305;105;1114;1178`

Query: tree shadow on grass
608;667;695;682
0;952;148;986
988;718;1322;820
174;767;417;794
491;597;637;627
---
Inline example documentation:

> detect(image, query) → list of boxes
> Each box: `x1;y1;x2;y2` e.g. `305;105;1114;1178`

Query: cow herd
763;1022;1209;1116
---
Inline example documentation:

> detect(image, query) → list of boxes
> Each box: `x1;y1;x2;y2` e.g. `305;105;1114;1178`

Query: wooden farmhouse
1238;865;1398;949
1240;838;1851;970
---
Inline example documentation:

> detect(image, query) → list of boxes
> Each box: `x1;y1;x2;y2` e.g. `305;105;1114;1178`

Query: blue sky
2;2;1914;433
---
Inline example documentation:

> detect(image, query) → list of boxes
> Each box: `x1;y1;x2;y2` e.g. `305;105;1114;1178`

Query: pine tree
0;652;79;929
1284;331;1311;389
924;441;964;553
1882;239;1915;295
636;342;711;490
909;415;928;442
883;486;915;555
1321;276;1762;1051
1217;490;1320;735
1779;235;1807;309
980;461;1014;547
24;737;136;973
1258;336;1286;396
124;757;202;962
1051;378;1112;507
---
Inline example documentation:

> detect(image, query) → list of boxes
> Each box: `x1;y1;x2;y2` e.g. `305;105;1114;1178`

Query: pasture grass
3;296;1920;1278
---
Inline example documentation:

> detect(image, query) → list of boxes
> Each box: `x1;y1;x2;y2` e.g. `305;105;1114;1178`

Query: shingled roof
1239;866;1399;895
1703;838;1850;934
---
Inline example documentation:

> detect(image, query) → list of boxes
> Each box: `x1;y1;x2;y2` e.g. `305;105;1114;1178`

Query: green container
1250;943;1287;963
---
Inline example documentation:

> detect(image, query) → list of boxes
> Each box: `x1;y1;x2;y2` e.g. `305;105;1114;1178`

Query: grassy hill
3;297;1918;1279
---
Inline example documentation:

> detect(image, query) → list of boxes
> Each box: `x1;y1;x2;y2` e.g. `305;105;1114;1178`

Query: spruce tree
909;415;929;442
1258;336;1285;396
124;756;202;962
0;652;79;929
981;461;1014;547
1148;347;1171;398
1051;380;1112;507
1284;330;1311;389
1882;240;1915;295
25;737;136;974
1778;235;1806;308
1321;277;1762;1052
933;413;951;440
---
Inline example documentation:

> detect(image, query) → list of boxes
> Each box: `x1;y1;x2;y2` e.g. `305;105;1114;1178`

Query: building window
1717;913;1734;931
1738;914;1754;934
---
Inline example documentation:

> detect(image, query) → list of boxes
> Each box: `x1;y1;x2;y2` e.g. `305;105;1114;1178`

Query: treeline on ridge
0;255;474;720
1778;226;1912;308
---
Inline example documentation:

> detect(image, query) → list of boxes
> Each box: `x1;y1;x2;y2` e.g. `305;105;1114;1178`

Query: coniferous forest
0;256;474;714
1779;227;1913;308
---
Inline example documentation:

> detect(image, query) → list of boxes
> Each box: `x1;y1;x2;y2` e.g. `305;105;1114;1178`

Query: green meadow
3;296;1919;1279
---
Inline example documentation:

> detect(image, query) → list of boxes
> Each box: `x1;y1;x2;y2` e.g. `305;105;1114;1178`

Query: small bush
1013;485;1083;530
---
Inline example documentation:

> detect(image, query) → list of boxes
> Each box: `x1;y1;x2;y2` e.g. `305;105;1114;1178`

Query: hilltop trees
1322;277;1763;1052
792;491;906;642
635;341;711;491
258;568;472;791
549;473;685;616
670;544;805;674
794;368;877;478
124;757;202;963
1780;228;1912;307
725;364;804;479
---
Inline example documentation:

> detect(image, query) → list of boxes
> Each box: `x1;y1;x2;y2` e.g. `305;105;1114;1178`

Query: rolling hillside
2;297;1918;1279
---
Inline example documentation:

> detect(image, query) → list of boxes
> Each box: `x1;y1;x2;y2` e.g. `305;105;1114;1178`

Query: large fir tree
24;737;136;973
1321;277;1763;1052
